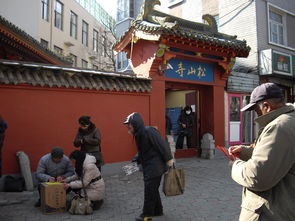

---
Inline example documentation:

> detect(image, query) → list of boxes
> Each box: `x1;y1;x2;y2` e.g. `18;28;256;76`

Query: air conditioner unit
64;41;74;47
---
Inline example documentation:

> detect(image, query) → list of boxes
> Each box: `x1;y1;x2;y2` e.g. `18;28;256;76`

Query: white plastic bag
122;162;139;175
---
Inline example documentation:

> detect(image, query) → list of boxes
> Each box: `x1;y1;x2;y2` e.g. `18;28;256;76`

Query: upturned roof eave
113;28;135;52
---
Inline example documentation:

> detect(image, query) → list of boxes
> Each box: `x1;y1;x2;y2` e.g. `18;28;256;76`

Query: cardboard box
40;182;66;214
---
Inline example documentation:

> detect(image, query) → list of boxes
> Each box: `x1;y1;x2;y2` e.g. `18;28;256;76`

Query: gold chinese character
175;62;186;77
187;66;196;75
197;65;206;78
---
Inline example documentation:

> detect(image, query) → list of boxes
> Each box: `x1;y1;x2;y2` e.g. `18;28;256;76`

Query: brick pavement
0;157;242;221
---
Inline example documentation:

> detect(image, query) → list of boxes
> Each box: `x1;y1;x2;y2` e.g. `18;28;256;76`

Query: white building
0;0;116;70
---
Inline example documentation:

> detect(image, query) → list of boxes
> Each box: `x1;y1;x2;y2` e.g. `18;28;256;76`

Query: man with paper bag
123;112;173;221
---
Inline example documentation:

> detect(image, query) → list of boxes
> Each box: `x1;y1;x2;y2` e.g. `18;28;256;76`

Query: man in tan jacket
229;83;295;221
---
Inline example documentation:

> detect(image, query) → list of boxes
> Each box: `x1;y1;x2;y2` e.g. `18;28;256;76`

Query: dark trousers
176;134;192;149
0;149;2;177
142;176;163;216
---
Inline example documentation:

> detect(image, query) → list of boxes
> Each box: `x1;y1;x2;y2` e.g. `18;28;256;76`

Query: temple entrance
165;88;201;157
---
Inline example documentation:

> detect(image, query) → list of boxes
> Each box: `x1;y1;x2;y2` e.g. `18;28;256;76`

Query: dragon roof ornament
136;0;236;40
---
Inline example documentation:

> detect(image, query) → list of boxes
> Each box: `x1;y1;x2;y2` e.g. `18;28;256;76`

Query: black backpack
4;175;25;192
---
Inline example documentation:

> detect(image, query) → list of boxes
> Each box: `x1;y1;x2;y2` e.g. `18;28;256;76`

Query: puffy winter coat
36;154;74;182
65;154;105;201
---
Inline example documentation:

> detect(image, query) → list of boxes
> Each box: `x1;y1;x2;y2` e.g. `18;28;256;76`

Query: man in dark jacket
123;112;174;221
0;115;7;178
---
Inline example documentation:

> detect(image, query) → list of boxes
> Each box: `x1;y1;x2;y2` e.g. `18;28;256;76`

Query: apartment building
214;0;295;146
0;0;116;70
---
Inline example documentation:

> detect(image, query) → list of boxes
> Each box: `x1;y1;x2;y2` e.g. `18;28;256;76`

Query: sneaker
135;215;152;221
34;199;41;207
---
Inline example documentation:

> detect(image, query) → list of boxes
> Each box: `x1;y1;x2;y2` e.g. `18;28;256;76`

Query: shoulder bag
69;176;93;215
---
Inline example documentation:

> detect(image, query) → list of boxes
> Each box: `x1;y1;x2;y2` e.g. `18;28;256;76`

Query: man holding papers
228;83;295;221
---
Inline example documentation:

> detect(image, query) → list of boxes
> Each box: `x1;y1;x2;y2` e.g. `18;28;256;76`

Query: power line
217;0;253;21
219;0;254;27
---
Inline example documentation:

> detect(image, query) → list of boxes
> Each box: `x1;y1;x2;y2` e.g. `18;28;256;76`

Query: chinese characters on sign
272;51;292;75
165;58;214;82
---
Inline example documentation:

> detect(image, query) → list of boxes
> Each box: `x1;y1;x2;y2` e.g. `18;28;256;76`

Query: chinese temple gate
114;0;250;156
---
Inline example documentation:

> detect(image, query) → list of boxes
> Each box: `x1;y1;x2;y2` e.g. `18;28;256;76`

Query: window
117;0;128;21
40;39;48;48
241;96;253;144
82;59;88;68
69;53;77;67
269;9;284;45
93;29;99;52
54;45;63;55
117;0;135;20
70;11;77;39
129;0;134;18
82;20;89;46
55;0;63;30
101;35;106;57
116;52;128;70
41;0;49;21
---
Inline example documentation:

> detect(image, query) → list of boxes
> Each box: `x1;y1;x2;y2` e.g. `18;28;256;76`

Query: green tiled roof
131;19;250;55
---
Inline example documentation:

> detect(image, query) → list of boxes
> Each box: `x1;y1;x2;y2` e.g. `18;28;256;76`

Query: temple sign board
165;58;214;82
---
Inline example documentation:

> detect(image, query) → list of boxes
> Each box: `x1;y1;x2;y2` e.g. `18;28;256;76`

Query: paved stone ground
0;157;242;221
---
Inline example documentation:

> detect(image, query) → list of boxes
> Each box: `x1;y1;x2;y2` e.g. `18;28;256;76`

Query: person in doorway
73;116;103;171
0;115;7;178
35;147;75;207
63;150;105;210
123;112;174;221
229;83;295;220
176;105;194;149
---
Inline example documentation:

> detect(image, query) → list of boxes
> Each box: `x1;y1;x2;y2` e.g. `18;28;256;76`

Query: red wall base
174;148;200;158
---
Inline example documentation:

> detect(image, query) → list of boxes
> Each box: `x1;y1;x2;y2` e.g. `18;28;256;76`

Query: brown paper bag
163;166;185;196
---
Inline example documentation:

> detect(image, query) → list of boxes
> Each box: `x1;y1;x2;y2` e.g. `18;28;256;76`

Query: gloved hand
167;159;175;168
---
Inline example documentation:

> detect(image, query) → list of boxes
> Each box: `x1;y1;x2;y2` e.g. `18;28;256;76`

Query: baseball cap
241;83;283;112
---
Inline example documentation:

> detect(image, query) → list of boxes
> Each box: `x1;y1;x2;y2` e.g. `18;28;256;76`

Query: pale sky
97;0;117;19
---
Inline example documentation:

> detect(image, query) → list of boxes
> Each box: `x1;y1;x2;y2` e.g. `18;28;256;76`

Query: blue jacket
36;153;75;182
